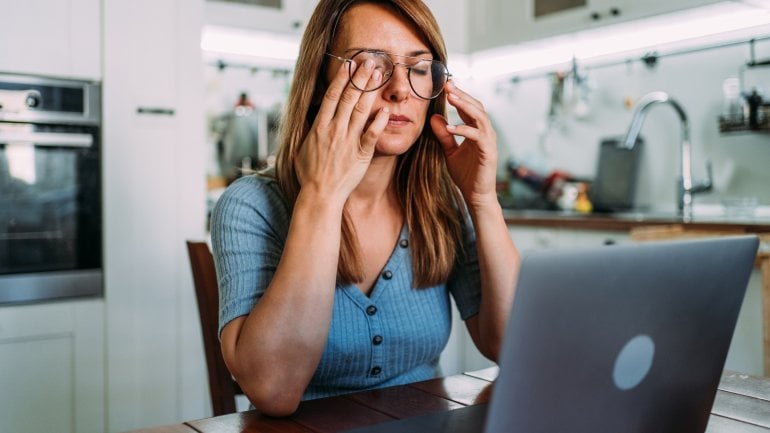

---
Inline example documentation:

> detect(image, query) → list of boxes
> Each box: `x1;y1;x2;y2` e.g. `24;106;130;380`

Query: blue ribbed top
210;174;481;400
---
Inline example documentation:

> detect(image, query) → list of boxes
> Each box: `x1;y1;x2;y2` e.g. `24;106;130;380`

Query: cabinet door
0;0;101;79
0;300;105;433
0;0;69;76
103;0;209;430
423;0;469;54
205;0;313;34
470;0;723;51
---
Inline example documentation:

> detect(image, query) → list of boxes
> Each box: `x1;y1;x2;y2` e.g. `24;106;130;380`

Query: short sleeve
446;214;481;321
210;175;291;336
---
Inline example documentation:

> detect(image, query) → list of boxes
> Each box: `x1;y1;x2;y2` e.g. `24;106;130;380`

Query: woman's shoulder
213;172;290;220
222;173;283;202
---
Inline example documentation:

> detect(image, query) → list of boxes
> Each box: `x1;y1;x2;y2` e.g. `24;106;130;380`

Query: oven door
0;123;102;304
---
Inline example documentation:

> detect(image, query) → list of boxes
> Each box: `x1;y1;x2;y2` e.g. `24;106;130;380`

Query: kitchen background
0;0;769;432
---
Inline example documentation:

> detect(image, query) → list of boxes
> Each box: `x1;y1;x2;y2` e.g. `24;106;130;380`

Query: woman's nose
382;65;410;102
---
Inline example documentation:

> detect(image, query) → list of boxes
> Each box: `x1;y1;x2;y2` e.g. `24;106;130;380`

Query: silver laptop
344;235;759;433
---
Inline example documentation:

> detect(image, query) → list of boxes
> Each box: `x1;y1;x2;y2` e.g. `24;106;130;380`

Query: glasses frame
325;50;452;100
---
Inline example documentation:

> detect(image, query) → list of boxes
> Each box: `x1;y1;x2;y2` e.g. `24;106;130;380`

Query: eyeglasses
326;50;451;100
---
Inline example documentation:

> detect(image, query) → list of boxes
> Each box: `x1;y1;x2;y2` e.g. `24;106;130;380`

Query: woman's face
328;2;433;157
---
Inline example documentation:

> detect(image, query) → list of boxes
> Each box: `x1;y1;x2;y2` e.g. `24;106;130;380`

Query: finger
348;69;383;134
430;114;460;152
360;106;390;155
316;60;357;127
447;92;490;130
332;58;376;125
446;81;484;112
444;123;482;143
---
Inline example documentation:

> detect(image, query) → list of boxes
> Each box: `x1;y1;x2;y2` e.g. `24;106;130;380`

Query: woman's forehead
333;3;429;54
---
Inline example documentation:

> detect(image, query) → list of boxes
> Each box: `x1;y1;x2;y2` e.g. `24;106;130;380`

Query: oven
0;73;101;304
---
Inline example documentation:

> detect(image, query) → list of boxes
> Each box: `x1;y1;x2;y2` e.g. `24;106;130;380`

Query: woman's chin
374;133;420;156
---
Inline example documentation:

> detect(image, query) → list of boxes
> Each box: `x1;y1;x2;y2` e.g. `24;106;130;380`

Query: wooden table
127;367;770;433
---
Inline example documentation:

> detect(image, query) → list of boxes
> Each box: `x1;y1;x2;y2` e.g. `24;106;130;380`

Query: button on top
372;335;383;345
382;270;393;280
370;366;382;376
399;239;409;248
366;305;377;316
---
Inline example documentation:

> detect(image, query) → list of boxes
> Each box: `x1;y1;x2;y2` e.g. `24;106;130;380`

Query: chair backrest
186;240;243;416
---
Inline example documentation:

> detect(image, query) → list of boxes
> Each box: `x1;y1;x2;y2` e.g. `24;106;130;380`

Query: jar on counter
721;77;745;126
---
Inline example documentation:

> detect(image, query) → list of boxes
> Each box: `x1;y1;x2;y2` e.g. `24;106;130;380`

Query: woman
211;0;520;416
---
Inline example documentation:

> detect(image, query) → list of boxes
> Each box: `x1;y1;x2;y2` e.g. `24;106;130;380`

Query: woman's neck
347;155;399;214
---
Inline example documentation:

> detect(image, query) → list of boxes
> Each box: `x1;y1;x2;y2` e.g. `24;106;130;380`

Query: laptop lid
485;235;758;433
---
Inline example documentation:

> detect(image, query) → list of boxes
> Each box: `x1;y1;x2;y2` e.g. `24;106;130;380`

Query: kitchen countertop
503;208;770;232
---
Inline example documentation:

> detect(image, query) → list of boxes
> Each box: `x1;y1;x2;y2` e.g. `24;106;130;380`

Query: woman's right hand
296;58;390;205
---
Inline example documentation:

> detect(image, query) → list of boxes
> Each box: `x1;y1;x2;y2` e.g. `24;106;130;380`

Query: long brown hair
273;0;465;287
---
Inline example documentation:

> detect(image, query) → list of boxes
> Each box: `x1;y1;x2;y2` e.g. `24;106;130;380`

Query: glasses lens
350;51;392;91
410;60;448;99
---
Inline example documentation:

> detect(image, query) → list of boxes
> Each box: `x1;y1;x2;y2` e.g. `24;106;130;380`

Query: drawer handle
0;131;93;147
136;107;175;116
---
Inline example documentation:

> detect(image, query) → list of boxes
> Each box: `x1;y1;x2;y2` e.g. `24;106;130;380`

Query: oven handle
0;131;93;147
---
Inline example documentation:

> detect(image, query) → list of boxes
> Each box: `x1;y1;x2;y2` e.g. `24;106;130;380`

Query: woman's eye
411;65;430;76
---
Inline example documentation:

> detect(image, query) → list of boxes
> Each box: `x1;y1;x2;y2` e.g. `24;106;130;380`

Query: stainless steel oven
0;73;101;304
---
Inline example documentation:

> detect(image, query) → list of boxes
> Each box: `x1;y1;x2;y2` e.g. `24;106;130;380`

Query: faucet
621;91;713;220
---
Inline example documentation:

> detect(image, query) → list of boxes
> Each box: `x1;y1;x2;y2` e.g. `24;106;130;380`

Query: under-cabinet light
471;1;770;79
201;25;300;67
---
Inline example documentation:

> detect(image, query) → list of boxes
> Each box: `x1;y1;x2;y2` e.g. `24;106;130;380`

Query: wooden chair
186;240;243;416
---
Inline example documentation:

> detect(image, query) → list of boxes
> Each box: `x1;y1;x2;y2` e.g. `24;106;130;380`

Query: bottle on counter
746;88;764;130
574;183;593;214
721;77;745;127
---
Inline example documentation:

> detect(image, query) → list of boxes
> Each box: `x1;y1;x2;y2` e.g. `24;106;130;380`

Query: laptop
344;235;759;433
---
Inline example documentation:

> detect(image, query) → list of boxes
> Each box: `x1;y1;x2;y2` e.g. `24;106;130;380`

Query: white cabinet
469;0;723;51
204;0;316;35
203;0;470;53
508;225;629;254
103;0;209;430
423;0;469;54
0;0;101;79
0;300;105;433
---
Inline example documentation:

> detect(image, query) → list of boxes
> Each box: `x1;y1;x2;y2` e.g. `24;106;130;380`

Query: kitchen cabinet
423;0;469;54
103;0;209;431
0;300;104;433
469;0;724;51
204;0;317;35
0;0;101;79
508;226;629;253
204;0;470;53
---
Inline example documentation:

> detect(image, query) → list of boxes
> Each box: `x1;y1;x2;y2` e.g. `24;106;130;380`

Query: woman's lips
388;114;411;126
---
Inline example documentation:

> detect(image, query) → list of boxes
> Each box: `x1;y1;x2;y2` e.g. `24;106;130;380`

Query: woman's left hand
430;81;498;209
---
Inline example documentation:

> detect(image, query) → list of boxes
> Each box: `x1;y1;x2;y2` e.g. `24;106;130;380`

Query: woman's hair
273;0;465;287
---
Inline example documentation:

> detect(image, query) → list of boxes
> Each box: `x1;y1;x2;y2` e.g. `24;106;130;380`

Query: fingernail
364;59;374;70
372;69;382;82
448;80;456;89
446;124;456;130
449;93;460;100
382;106;390;114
